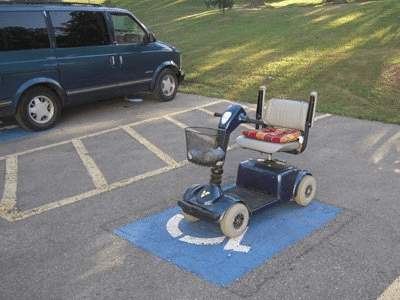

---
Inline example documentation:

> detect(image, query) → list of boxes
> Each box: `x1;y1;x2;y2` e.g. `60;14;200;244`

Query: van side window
0;12;50;51
111;13;146;45
50;11;110;48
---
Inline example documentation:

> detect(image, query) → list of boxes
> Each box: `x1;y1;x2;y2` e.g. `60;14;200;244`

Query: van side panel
55;46;118;104
49;10;118;105
0;49;59;115
0;10;58;117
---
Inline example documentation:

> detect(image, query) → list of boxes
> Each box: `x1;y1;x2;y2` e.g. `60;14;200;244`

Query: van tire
153;68;178;102
16;87;61;131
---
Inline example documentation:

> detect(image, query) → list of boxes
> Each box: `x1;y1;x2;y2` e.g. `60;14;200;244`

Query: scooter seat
236;135;300;154
236;92;317;155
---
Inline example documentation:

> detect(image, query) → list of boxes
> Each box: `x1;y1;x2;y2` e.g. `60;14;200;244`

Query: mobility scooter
178;87;317;238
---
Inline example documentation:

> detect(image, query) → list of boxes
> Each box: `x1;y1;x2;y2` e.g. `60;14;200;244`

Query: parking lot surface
0;93;399;299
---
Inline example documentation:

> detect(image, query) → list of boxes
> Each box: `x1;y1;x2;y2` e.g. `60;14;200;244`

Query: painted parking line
0;156;18;214
114;201;342;286
0;100;235;221
378;275;400;300
0;100;335;222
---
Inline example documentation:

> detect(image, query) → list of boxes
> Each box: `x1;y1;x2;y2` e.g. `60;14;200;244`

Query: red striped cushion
241;127;301;143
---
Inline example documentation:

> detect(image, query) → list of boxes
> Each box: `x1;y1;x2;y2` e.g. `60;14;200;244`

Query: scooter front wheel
182;211;199;222
220;203;249;238
294;175;316;206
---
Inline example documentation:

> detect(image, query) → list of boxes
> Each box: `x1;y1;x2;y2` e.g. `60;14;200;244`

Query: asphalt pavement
0;93;399;299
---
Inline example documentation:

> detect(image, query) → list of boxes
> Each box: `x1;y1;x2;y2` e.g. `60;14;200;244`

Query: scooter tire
294;175;316;206
220;203;249;238
182;211;199;222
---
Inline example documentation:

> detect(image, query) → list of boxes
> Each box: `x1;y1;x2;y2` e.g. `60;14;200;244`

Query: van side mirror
144;32;156;44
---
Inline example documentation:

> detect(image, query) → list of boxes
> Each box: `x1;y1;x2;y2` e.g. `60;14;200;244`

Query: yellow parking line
378;276;400;300
196;107;216;115
163;115;187;129
371;130;400;165
0;101;232;221
2;98;332;222
108;160;189;190
122;126;179;167
314;113;332;122
0;156;18;215
7;161;189;221
0;100;231;163
72;139;108;189
166;99;232;118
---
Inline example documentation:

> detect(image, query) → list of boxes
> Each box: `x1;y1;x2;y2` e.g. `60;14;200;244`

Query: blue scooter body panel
237;159;299;203
178;184;243;221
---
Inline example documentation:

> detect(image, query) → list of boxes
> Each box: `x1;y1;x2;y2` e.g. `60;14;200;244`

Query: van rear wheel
16;87;61;131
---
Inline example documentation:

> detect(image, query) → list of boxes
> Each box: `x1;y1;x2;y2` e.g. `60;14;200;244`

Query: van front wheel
153;69;178;102
16;87;61;131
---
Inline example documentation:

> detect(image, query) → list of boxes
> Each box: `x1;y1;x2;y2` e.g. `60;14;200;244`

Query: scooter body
178;89;317;238
178;159;310;222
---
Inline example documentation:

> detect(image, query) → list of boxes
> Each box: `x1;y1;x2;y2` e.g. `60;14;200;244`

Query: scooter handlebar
245;117;265;126
214;111;265;126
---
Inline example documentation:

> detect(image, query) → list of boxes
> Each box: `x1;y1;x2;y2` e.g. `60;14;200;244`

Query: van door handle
109;56;116;65
118;55;123;65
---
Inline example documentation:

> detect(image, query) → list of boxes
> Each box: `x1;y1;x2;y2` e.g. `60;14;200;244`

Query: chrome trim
118;78;152;87
66;78;152;96
66;84;118;96
0;100;12;108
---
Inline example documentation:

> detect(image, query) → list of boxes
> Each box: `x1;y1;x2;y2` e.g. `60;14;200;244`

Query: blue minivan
0;2;184;131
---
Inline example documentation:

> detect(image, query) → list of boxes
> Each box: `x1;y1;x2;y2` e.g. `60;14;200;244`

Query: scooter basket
185;127;229;167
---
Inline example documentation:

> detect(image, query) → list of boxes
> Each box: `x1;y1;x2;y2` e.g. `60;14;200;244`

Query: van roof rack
0;1;102;6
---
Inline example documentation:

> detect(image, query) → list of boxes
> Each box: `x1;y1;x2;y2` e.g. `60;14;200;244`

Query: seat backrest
264;98;309;131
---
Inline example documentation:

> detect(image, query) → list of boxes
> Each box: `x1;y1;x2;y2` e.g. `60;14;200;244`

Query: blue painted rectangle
114;201;341;286
0;126;37;142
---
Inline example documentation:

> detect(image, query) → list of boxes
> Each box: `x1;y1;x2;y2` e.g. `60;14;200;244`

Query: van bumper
178;69;185;84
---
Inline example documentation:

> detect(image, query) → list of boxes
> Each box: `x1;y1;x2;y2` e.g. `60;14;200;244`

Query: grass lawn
79;0;400;124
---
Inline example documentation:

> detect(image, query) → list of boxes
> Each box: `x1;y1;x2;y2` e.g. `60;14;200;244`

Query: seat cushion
236;135;300;154
241;127;301;143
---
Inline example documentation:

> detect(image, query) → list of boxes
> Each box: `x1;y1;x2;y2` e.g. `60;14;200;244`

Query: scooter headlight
221;112;232;125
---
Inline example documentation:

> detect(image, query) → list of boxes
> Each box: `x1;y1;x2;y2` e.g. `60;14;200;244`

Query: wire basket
185;127;229;167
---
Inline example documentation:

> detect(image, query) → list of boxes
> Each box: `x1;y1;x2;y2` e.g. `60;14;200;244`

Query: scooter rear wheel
220;203;249;238
294;175;316;206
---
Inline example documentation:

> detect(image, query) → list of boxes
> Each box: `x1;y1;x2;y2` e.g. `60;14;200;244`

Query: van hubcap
28;96;54;124
161;75;175;96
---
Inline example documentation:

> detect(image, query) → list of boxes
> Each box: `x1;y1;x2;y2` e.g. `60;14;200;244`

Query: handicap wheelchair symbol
166;213;251;253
